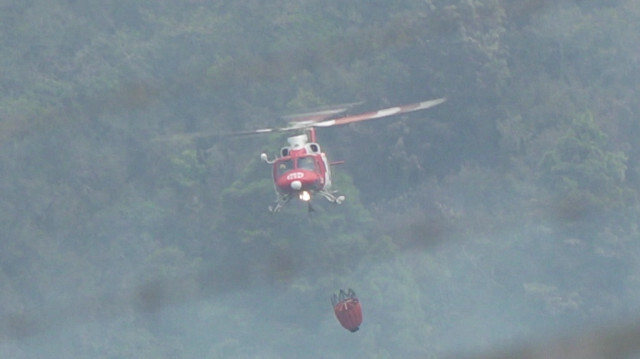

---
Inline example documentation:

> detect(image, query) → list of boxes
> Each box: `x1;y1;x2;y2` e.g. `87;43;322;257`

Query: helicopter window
277;159;294;176
297;156;316;170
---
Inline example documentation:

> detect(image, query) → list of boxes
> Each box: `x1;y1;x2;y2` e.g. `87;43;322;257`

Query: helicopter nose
291;180;302;190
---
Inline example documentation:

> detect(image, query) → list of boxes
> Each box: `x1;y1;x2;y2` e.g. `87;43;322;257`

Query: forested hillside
1;0;640;358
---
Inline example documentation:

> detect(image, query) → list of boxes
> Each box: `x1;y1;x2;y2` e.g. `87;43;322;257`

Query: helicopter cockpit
297;156;315;170
277;159;294;176
275;156;317;176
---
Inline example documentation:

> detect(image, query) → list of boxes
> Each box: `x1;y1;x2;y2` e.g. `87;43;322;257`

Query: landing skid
318;190;345;205
268;194;291;213
268;191;346;213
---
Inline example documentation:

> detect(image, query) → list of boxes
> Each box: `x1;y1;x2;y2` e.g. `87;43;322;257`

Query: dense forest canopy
1;0;640;357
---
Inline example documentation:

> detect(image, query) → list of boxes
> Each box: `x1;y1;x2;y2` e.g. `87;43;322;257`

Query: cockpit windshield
297;156;315;170
277;159;294;176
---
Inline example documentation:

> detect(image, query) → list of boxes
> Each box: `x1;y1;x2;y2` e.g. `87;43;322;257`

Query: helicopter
240;97;447;212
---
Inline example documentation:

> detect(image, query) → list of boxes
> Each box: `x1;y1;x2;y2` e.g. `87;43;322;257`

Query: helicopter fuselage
271;131;332;200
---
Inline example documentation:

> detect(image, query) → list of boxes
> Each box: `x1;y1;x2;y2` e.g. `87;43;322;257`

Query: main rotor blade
314;97;446;128
153;98;446;143
282;101;364;123
151;127;278;143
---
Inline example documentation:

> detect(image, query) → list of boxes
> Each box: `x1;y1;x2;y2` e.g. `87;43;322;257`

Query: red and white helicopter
241;97;446;212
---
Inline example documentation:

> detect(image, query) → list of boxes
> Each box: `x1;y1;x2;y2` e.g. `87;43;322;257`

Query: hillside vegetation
1;1;639;357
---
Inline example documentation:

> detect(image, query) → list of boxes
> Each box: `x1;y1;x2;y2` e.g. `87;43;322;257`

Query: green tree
540;112;630;216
